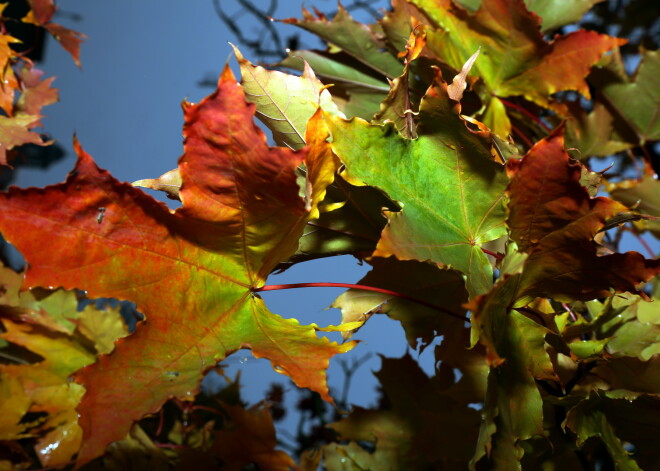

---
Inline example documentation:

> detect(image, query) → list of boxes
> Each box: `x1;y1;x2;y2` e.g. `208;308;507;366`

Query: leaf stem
511;123;535;148
481;248;503;261
254;282;469;322
499;98;551;132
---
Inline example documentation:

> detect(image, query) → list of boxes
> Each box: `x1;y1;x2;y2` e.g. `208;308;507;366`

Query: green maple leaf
565;395;644;471
279;49;390;120
327;68;508;297
0;67;351;465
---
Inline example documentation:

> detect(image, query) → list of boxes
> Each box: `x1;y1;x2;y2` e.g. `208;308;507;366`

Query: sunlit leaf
0;67;349;465
0;113;49;165
280;49;389;120
233;45;342;150
328;68;508;297
0;320;93;467
132;168;182;200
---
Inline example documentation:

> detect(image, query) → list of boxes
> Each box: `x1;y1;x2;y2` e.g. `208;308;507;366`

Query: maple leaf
595;291;660;361
135;46;342;199
565;394;645;470
434;326;489;405
0;33;21;84
0;113;50;165
407;0;625;136
101;425;169;471
24;0;86;67
327;67;508;297
0;67;350;465
524;0;604;31
132;168;183;200
15;65;58;126
279;4;405;121
505;126;660;304
288;174;397;267
565;99;632;158
233;45;342;150
0;320;91;466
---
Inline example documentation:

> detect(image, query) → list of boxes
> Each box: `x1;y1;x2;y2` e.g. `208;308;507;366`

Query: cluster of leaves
0;0;659;469
0;0;83;166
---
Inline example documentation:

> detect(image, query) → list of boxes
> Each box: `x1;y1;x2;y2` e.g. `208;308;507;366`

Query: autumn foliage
1;0;660;469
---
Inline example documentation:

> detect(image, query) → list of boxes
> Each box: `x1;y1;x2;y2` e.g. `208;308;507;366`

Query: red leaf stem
254;282;469;322
511;123;535;148
500;98;551;132
481;247;503;261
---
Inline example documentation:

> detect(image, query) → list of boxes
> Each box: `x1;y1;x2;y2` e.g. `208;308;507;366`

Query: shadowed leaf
324;354;481;469
506;127;660;304
467;274;557;469
211;403;295;471
608;175;660;238
282;4;403;80
331;257;467;349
